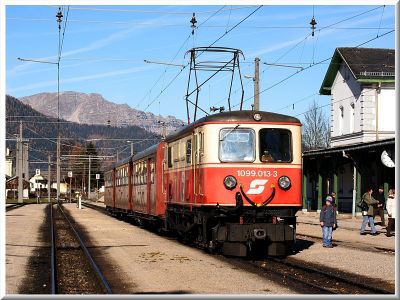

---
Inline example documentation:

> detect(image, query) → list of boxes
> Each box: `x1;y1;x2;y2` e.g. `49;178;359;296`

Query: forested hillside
6;95;162;177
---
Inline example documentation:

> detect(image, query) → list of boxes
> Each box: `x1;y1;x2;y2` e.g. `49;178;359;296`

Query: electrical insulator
310;16;317;37
190;13;197;35
56;7;63;29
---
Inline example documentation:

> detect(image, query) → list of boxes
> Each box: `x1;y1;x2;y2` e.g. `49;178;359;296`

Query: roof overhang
319;49;343;96
303;138;395;157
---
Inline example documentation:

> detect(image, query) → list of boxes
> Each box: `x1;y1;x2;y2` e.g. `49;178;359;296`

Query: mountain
20;91;185;134
6;95;161;175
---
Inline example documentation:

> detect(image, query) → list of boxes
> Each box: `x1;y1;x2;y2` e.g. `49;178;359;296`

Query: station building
302;47;395;215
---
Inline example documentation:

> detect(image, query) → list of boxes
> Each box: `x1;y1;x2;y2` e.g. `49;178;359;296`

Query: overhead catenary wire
7;18;394;31
141;5;263;113
135;5;227;110
54;5;256;15
59;6;70;60
211;4;391;111
232;29;394;109
294;89;377;118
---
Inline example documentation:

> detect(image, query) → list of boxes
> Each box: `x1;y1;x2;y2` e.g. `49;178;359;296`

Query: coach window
144;163;148;184
150;162;155;183
219;128;255;162
134;164;138;185
259;128;292;163
168;146;172;168
186;139;192;164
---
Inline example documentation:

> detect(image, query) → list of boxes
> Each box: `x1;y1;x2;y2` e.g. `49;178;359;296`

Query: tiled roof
320;47;395;95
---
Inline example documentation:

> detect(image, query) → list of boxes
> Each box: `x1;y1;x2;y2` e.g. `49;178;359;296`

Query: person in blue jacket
320;196;337;248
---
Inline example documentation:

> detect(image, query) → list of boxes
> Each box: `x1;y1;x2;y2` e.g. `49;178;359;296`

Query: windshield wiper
220;124;240;141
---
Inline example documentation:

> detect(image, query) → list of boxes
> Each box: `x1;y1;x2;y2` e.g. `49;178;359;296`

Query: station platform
295;210;395;252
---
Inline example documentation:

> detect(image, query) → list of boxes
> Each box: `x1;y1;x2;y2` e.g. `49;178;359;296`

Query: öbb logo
246;179;269;195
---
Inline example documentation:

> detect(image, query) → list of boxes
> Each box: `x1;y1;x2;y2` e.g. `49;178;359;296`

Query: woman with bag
360;187;380;235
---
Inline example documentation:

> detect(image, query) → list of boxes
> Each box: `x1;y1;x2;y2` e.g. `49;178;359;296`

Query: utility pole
88;155;91;199
254;57;260;111
48;155;51;203
56;7;63;203
17;121;23;203
130;142;134;156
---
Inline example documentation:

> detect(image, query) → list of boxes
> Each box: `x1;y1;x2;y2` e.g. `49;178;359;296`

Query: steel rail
56;202;113;294
50;203;57;294
267;258;393;294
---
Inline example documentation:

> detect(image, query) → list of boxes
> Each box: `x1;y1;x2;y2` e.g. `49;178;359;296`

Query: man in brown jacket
360;187;380;235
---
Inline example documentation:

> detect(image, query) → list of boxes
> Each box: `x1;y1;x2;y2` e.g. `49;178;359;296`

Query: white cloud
7;65;156;94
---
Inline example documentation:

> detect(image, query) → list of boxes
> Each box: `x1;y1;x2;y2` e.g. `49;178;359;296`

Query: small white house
29;173;48;193
320;47;395;147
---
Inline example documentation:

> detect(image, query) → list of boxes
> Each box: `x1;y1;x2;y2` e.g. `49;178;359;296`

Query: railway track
81;201;394;294
251;258;394;294
50;202;112;294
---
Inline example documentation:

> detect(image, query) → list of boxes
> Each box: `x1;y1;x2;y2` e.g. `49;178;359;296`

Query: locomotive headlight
278;176;291;190
223;175;237;190
253;113;262;121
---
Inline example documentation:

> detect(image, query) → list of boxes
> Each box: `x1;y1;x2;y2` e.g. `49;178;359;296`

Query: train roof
110;143;160;169
165;110;301;142
132;143;160;161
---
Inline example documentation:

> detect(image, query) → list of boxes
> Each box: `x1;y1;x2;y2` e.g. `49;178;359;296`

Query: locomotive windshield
219;128;255;162
259;128;292;163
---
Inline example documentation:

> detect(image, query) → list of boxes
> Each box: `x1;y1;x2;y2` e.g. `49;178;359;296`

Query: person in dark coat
373;186;386;226
320;196;337;248
360;187;380;235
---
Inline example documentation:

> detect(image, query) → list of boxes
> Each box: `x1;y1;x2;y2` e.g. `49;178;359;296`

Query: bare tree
302;99;330;150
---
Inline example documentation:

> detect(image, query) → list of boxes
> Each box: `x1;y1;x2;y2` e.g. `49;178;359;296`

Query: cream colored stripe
165;163;301;173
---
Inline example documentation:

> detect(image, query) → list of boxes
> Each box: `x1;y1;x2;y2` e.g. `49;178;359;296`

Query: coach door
193;131;203;203
147;158;151;214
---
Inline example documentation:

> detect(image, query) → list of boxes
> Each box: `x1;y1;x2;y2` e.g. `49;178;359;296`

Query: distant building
6;176;30;199
29;173;48;193
5;148;13;177
320;47;395;147
303;47;395;214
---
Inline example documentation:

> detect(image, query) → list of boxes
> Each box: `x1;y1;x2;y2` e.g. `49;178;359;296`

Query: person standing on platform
373;186;386;227
320;196;337;248
360;187;380;235
331;192;338;214
386;189;396;237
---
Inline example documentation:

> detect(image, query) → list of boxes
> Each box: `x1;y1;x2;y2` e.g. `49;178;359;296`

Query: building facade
320;47;395;147
303;47;395;214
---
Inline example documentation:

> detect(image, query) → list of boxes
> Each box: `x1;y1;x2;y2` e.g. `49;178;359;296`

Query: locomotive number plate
236;170;278;177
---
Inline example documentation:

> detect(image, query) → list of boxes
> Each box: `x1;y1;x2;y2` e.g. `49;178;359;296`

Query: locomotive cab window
219;128;255;162
259;129;292;163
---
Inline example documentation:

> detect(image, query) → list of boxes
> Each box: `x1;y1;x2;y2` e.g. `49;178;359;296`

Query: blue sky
6;5;395;123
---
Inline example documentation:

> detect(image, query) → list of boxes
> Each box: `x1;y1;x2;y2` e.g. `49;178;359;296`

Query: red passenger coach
105;110;302;257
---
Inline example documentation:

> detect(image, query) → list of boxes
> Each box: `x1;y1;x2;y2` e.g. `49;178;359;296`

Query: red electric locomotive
104;110;302;256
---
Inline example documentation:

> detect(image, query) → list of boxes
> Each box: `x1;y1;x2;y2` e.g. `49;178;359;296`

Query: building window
339;105;344;135
350;102;355;133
